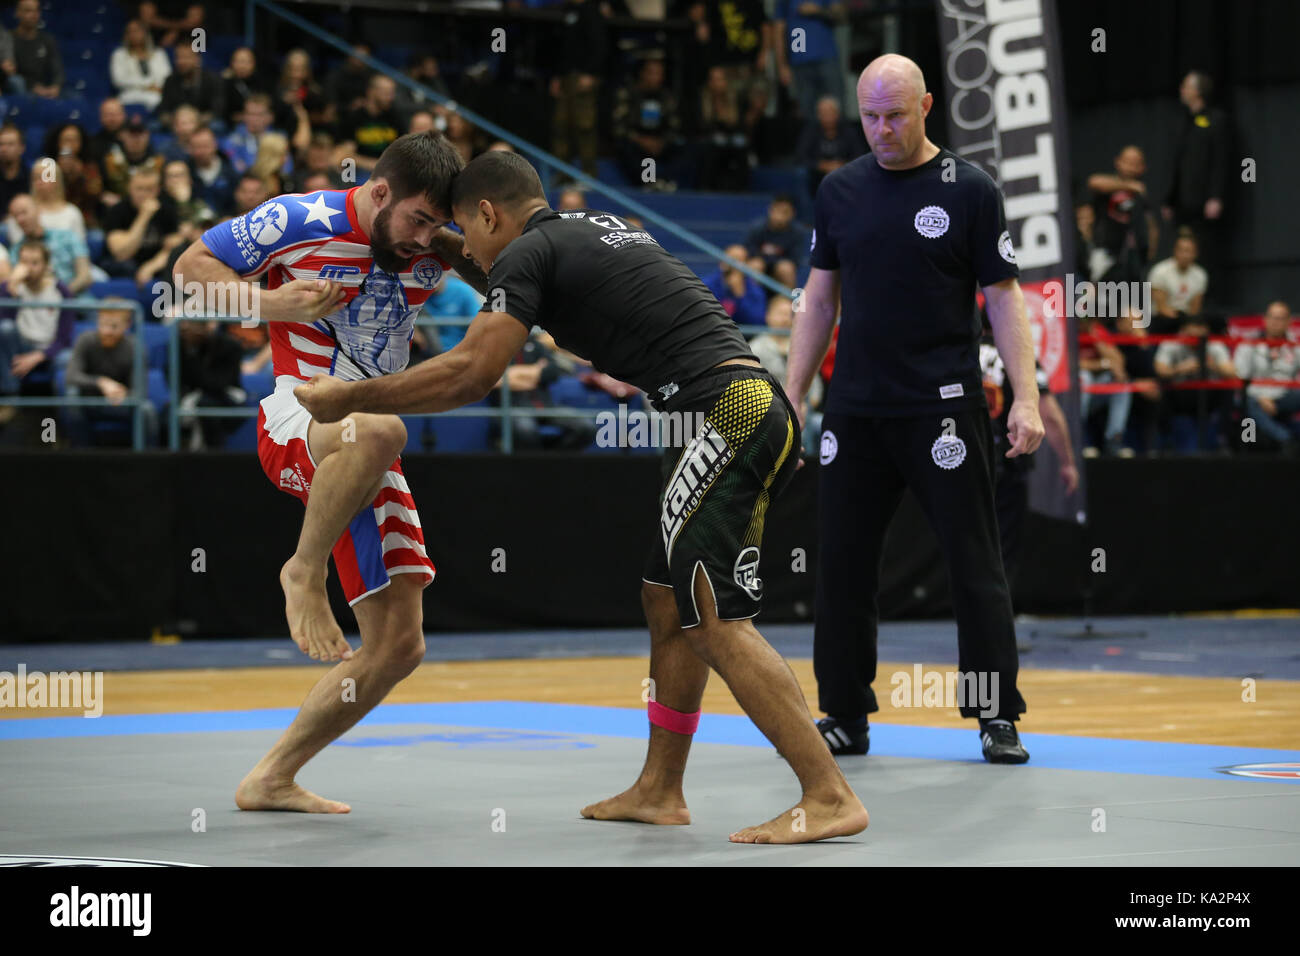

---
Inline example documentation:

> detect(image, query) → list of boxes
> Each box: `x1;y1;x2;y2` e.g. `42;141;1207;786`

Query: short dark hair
450;150;545;212
771;193;795;208
18;239;50;263
372;130;464;213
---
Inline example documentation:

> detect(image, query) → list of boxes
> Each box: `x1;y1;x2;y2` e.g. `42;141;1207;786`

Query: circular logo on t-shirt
931;434;966;469
914;205;950;238
412;256;442;289
249;202;289;246
820;429;838;464
998;230;1017;264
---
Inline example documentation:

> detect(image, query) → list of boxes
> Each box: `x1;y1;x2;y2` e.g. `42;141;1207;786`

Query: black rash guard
484;208;756;408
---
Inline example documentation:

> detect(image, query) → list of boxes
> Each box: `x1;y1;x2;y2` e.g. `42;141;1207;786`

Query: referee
295;150;869;843
785;55;1045;763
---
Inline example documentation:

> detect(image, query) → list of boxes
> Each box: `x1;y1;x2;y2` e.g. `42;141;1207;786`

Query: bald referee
785;54;1044;763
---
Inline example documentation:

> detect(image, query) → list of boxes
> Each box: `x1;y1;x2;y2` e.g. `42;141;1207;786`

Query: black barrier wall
1;452;1296;641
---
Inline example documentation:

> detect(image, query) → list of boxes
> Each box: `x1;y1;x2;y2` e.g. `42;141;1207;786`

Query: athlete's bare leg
580;582;707;825
280;413;407;662
236;573;426;812
586;569;868;843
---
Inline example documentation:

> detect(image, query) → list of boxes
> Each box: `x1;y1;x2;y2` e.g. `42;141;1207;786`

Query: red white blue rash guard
200;187;448;383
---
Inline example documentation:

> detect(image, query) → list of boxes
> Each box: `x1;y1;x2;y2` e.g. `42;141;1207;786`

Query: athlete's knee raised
352;415;407;464
377;628;425;678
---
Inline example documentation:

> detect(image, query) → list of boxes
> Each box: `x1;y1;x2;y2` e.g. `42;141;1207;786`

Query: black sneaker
816;716;869;755
979;718;1029;764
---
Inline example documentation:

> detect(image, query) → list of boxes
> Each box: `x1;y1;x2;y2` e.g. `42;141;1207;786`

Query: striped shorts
256;381;435;605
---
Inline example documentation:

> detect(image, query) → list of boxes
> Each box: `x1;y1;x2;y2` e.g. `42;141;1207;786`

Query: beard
369;206;410;274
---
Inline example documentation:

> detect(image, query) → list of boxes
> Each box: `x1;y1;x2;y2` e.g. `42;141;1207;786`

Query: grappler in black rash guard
295;150;869;844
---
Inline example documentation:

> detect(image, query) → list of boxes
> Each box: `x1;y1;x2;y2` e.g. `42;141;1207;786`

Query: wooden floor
7;656;1298;749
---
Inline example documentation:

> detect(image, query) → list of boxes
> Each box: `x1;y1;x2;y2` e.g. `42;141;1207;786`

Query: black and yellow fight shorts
642;365;800;628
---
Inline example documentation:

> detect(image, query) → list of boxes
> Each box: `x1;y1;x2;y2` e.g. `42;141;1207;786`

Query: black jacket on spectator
745;221;808;268
102;195;181;267
1165;107;1229;215
798;119;865;193
0;163;29;217
161;68;226;119
221;73;270;125
14;29;63;90
554;0;609;76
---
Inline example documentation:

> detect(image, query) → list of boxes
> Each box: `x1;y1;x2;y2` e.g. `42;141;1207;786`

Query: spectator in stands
1086;145;1157;285
7;193;93;294
703;244;766;326
485;140;515;154
743;79;784;166
394;53;451;125
30;159;87;240
323;44;373;117
103;167;182;287
797;95;864;197
0;22;24;95
161;43;224;128
549;1;609;180
407;110;439;135
162;105;199;162
103;113;165;198
177;318;246;449
423;272;483;353
0;241;74;398
293;132;344;192
613;56;685;190
274;48;328;132
744;194;804;289
1154;312;1236;452
298;171;330;194
751;294;822;407
162;159;214;226
232;172;269;216
187;127;237;216
89;100;128;171
697;65;750;191
222;93;285;175
221;47;268;127
336;75;402;173
1077;312;1133;456
490;332;596;452
1149;229;1207;334
111;19;173;112
63;301;143;446
681;1;770;96
1074;201;1096;278
1113;305;1162;454
1163;71;1228;285
556;187;586;211
249;132;291;195
443;111;479;166
0;125;30;217
137;1;205;48
46;124;104;230
773;0;846;121
1234;300;1300;453
12;0;62;99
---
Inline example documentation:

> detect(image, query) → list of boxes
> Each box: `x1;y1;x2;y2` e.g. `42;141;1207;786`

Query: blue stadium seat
222;414;261;452
142;323;171;370
240;368;275;404
547;376;620;411
400;415;431;454
90;278;137;301
86;229;104;262
429;400;491;452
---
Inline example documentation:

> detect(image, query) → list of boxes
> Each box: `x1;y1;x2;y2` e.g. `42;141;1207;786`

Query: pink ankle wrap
648;701;701;735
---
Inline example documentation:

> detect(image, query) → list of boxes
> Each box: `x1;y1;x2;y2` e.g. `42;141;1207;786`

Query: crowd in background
0;1;1295;455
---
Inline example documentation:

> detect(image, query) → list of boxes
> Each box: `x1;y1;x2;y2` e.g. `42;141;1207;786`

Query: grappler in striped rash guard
172;131;489;813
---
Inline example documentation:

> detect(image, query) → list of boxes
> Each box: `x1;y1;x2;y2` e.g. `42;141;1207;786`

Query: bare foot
236;770;351;813
581;784;690;826
729;792;868;844
280;558;351;661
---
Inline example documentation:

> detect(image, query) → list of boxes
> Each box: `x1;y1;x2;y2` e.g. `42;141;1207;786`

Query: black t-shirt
810;148;1019;416
1091;185;1149;258
485;208;755;407
341;107;402;159
979;339;1049;474
103;196;180;264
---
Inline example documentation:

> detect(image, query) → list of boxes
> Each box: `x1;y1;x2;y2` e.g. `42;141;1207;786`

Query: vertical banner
935;0;1085;522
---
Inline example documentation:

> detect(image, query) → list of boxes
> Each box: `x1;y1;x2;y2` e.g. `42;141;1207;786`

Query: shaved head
856;54;936;170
